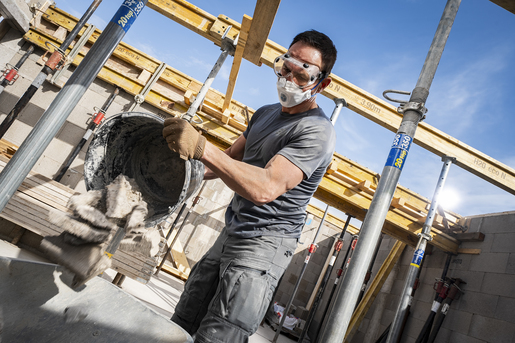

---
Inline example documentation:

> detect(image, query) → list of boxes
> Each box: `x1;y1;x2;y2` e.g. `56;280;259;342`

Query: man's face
284;42;323;90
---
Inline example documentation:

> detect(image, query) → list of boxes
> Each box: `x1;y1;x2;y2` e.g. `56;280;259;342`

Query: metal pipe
355;234;383;309
54;87;119;182
319;1;461;341
270;205;330;343
387;156;454;343
330;98;347;125
0;0;149;213
182;28;235;123
0;0;103;139
155;181;207;276
427;278;465;343
0;45;34;95
298;214;353;343
317;235;358;342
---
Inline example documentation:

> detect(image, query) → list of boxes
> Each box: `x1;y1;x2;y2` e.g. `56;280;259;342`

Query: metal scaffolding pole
319;1;461;341
271;205;330;343
387;156;455;343
0;0;149;213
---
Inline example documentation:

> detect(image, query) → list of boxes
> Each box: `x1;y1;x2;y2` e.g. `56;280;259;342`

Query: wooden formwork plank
345;240;407;342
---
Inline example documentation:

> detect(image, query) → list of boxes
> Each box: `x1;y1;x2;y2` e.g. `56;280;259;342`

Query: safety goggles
273;53;322;88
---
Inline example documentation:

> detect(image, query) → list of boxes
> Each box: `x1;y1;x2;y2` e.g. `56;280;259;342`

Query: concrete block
410;299;432;321
448;331;487;343
0;28;24;56
32;154;61;179
73;179;87;194
459;232;494;254
491;233;515;253
420;267;444;286
456;291;498;317
475;212;515;234
468;252;509;274
506;253;515;274
379;308;395;328
481;273;515;297
400;315;425;342
468;314;515;343
494;296;515;324
448;270;484;292
449;254;472;272
65;104;92;128
430;326;451;343
412;282;436;304
437;310;473;336
424;250;448;269
3;120;32;145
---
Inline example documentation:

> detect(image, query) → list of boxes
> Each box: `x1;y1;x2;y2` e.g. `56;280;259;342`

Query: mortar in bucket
84;112;205;227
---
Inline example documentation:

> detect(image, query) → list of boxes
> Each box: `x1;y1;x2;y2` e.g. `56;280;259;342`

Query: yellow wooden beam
222;14;252;113
306;204;360;235
345;240;407;342
243;0;281;65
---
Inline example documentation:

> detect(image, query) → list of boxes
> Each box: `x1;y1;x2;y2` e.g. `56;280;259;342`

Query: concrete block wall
350;211;515;343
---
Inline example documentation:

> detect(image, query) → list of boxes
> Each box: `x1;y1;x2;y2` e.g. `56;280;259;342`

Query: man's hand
163;117;206;160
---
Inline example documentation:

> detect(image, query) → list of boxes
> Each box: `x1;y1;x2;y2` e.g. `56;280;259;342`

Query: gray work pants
171;228;297;343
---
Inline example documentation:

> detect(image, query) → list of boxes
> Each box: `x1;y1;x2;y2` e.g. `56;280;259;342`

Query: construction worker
163;30;337;342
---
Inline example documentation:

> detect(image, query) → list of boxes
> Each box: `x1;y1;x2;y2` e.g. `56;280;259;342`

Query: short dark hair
290;30;337;78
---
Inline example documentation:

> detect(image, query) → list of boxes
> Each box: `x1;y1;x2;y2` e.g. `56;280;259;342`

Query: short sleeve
277;116;336;179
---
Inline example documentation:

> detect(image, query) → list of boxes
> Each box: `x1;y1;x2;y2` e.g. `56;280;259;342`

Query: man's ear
320;77;332;90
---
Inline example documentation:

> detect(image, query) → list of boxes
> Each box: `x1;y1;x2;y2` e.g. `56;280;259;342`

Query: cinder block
2;118;30;145
449;254;472;272
420;267;445;286
494;296;515;324
475;212;515;234
449;270;484;293
469;252;509;274
410;299;432;321
481;272;515;297
437;310;473;342
456;291;498;318
459;232;493;254
412;282;436;304
400;315;426;342
491;233;515;253
506;253;515;274
32;155;62;179
65;104;92;128
448;331;486;343
430;326;451;343
468;314;515;343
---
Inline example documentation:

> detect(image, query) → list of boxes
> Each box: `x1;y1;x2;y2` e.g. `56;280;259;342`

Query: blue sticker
410;249;424;268
385;133;412;170
111;0;145;32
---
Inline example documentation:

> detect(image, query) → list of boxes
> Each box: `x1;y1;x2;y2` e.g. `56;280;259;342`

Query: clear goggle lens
273;53;321;88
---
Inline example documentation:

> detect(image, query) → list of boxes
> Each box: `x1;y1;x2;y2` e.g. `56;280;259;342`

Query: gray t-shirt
224;103;336;239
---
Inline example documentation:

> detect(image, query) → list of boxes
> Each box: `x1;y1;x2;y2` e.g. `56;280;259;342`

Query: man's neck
281;99;318;115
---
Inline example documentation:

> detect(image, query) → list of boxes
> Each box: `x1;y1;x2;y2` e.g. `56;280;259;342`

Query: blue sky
55;0;515;220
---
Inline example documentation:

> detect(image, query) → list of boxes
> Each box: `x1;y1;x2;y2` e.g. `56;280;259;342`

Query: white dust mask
276;78;313;108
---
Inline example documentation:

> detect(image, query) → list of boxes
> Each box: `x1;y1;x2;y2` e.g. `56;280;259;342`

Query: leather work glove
163;117;206;160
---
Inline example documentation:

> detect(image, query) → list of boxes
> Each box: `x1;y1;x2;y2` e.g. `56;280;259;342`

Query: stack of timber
0;139;189;283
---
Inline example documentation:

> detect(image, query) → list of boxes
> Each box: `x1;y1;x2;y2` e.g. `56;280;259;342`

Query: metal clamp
129;62;167;111
417;232;433;242
383;89;428;117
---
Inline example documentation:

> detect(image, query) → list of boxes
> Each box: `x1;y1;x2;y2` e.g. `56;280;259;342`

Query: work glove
163;117;206;160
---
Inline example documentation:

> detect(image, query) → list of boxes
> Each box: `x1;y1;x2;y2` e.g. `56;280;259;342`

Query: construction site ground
0;238;297;343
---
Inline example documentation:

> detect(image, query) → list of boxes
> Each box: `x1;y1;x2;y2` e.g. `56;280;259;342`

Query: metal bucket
0;256;193;343
83;112;205;227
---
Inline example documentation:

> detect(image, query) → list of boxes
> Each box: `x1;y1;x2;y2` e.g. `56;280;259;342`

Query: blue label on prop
411;249;424;267
111;0;145;32
385;133;412;170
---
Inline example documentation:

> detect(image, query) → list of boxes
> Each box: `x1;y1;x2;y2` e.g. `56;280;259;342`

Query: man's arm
200;141;304;206
203;134;246;180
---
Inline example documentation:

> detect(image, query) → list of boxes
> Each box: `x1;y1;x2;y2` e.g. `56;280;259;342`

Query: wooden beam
489;0;515;15
306;204;360;235
243;0;281;65
222;14;252;112
345;241;407;342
